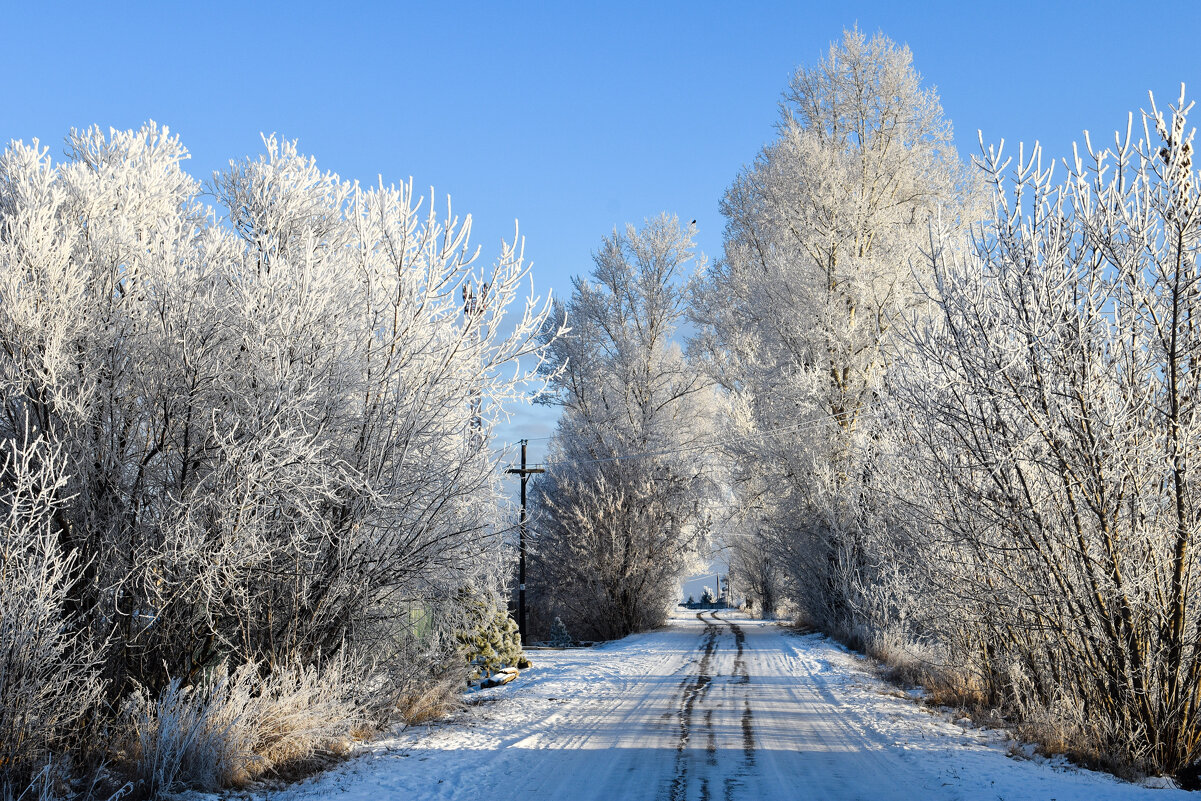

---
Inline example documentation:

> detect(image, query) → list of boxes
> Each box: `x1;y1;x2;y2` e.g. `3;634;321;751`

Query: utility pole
506;439;543;645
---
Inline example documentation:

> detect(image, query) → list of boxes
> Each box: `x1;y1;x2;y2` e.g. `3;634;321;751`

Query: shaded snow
245;612;1185;800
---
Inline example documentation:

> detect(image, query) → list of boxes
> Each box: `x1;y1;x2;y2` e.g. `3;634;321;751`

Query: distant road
271;612;1185;800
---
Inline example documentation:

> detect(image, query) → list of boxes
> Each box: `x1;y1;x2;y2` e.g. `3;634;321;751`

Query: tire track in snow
664;612;721;801
664;612;762;801
723;617;756;801
729;619;749;685
263;614;1188;801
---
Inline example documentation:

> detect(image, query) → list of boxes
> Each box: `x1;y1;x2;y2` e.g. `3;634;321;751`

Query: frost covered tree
892;87;1201;774
0;123;552;787
548;616;572;647
727;516;784;618
0;439;101;794
531;214;714;640
690;28;971;632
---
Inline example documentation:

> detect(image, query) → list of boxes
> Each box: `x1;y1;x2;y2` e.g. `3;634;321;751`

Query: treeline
529;28;1201;780
0;128;553;797
701;29;1201;779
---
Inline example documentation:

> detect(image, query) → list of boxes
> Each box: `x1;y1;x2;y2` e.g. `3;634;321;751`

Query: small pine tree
549;616;572;647
453;587;526;680
701;586;715;605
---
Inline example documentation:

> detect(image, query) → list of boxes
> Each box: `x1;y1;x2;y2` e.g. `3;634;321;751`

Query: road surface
269;612;1184;800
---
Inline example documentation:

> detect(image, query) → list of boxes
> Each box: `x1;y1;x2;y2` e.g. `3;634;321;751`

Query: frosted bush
127;659;359;793
0;439;101;795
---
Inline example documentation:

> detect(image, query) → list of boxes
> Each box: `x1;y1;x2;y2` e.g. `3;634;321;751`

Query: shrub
124;659;358;794
453;588;526;681
0;440;102;796
548;616;572;647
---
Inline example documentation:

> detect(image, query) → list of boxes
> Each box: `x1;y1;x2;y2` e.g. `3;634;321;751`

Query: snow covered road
271;612;1187;800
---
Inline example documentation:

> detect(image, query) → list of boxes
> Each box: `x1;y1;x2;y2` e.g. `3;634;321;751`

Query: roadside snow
234;612;1186;800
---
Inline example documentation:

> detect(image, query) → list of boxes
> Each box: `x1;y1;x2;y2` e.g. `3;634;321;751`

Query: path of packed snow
264;612;1184;800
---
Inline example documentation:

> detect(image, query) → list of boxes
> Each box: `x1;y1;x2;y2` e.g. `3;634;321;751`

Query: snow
253;612;1186;800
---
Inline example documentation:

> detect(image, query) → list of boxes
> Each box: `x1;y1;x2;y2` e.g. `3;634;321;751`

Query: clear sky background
4;0;1199;468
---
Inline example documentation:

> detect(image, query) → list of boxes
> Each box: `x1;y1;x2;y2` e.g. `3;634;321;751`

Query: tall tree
531;214;714;640
691;28;971;630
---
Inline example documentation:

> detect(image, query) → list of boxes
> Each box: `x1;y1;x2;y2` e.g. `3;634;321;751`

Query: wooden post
507;439;543;645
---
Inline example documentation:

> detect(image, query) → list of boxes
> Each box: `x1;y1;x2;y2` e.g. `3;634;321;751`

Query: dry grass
121;659;360;795
108;645;480;796
393;669;465;726
1003;707;1151;783
821;622;1156;783
349;640;468;729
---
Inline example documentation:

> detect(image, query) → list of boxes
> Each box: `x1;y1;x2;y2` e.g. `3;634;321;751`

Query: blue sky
5;0;1199;461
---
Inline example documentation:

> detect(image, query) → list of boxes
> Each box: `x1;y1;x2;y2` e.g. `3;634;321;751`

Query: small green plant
453;587;527;681
549;616;572;647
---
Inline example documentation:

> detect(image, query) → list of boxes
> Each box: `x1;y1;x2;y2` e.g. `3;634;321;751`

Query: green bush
453;589;527;680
